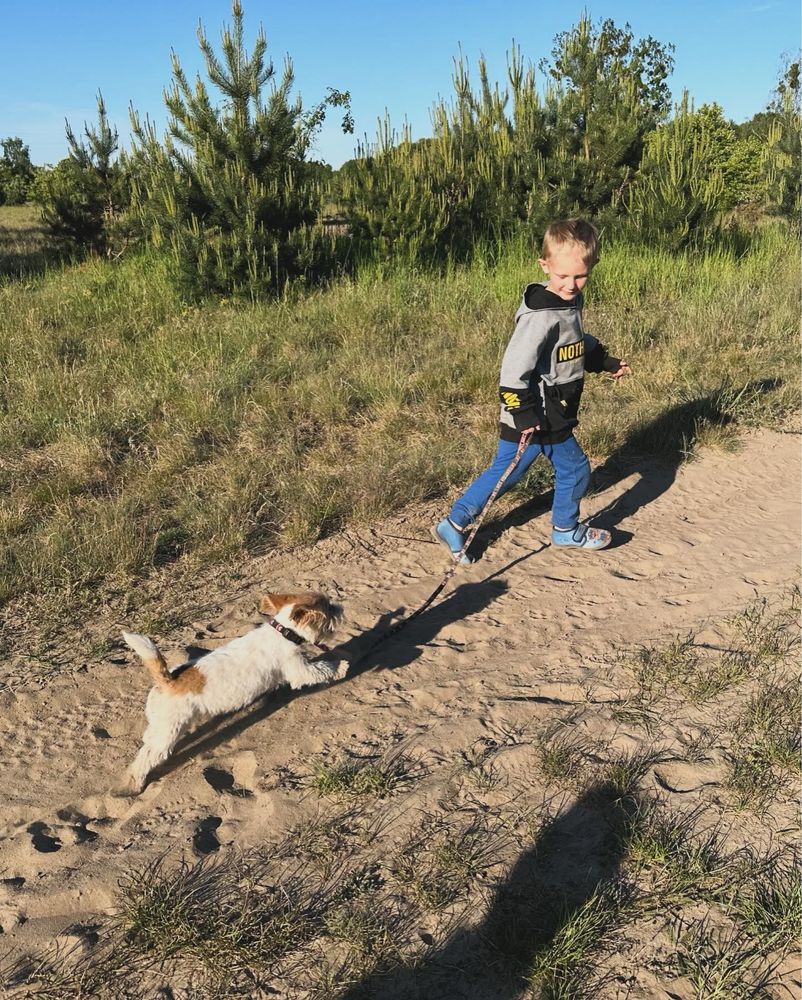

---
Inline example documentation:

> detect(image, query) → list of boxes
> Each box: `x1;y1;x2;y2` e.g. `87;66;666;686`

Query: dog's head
259;591;343;643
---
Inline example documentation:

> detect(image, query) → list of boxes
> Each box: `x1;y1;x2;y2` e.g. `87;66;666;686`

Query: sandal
433;518;475;564
551;522;611;550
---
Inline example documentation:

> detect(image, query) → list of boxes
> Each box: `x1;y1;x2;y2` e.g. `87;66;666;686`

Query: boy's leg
545;436;610;550
435;438;542;561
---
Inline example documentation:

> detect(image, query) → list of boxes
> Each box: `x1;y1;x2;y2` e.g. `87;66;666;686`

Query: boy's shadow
476;379;780;550
337;781;641;1000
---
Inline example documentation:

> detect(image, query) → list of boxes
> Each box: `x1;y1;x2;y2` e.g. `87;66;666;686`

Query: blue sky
1;1;798;167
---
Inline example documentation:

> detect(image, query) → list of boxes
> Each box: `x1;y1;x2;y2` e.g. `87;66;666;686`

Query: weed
673;919;780;999
310;741;418;799
390;814;504;911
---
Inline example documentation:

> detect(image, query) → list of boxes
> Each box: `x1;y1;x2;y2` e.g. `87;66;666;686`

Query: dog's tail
122;631;174;690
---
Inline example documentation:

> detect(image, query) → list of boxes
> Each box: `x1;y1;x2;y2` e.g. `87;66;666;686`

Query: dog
121;591;347;793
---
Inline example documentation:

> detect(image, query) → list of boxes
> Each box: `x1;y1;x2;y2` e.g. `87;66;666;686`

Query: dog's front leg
287;655;348;690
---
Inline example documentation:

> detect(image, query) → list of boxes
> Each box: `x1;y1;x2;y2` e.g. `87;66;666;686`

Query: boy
435;218;631;563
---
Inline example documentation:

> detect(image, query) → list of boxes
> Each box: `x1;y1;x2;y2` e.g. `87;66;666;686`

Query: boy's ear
537;257;549;273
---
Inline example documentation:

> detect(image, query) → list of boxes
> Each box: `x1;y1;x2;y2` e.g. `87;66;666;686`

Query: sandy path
1;428;799;989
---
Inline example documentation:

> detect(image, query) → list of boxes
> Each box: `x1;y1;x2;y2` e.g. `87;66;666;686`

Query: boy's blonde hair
541;218;600;266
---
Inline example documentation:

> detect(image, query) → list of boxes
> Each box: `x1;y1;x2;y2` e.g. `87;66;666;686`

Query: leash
350;429;534;666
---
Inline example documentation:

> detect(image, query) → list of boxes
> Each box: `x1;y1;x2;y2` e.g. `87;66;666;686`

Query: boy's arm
583;334;631;378
499;316;555;430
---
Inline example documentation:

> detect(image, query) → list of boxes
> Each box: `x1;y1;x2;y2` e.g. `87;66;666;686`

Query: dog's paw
118;772;146;797
334;659;349;681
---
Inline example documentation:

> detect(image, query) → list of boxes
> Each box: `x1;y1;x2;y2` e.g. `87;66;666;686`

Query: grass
672;920;781;999
309;740;420;798
0;223;798;626
630;632;753;706
628;589;801;710
389;813;505;911
722;674;802;811
535;724;592;784
0;203;49;278
628;802;739;904
527;881;635;999
725;847;802;955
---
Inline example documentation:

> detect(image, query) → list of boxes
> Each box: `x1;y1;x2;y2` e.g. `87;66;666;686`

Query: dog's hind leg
127;716;189;794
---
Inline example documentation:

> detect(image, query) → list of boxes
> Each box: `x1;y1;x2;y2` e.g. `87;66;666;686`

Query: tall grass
0;223;798;609
0;204;49;278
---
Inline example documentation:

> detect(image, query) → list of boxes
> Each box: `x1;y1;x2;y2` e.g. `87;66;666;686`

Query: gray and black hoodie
498;282;620;444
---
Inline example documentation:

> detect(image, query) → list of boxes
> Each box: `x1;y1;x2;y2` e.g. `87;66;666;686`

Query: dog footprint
27;822;61;853
203;766;253;798
193;816;222;855
55;808;100;845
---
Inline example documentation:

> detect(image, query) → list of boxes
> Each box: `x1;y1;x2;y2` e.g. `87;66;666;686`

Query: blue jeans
450;434;591;531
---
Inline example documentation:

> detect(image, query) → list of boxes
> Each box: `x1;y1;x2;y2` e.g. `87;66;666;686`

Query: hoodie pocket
543;379;584;430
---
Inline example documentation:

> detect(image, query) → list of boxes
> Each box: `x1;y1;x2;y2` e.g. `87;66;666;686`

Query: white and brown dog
121;591;347;793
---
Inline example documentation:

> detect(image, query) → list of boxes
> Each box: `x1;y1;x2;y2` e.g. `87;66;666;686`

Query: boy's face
538;244;594;301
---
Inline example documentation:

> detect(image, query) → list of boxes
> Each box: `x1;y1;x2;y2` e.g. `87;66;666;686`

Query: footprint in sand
27;821;62;853
202;766;253;798
55;808;100;845
193;816;222;855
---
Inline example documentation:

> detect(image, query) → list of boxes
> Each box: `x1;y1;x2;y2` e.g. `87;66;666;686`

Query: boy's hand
612;361;632;380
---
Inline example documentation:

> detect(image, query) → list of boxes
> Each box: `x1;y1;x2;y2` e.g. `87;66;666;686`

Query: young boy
435;218;631;563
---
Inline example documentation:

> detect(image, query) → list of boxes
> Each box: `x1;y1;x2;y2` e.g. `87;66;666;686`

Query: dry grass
0;204;49;278
0;224;798;628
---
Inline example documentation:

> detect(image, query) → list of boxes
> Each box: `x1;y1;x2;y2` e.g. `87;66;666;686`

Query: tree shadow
338;781;641;1000
476;380;781;549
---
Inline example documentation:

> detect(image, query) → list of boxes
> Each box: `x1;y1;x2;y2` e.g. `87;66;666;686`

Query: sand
1;427;800;996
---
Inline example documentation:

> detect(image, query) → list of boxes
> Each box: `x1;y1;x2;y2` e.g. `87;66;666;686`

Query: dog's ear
290;605;327;633
259;593;285;615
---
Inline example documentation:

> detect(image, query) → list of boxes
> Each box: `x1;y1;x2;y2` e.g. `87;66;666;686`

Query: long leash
350;428;534;666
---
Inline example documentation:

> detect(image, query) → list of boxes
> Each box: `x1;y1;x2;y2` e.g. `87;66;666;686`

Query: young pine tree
33;92;129;257
626;94;727;250
129;1;352;298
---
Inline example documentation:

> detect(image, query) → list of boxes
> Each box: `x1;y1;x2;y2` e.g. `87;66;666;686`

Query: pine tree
130;0;352;298
542;14;674;218
33;93;128;256
340;46;551;264
626;94;726;250
340;16;676;265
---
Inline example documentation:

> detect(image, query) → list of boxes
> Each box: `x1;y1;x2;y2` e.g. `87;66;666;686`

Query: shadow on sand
144;381;778;784
338;780;641;1000
475;379;780;556
146;576;516;781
